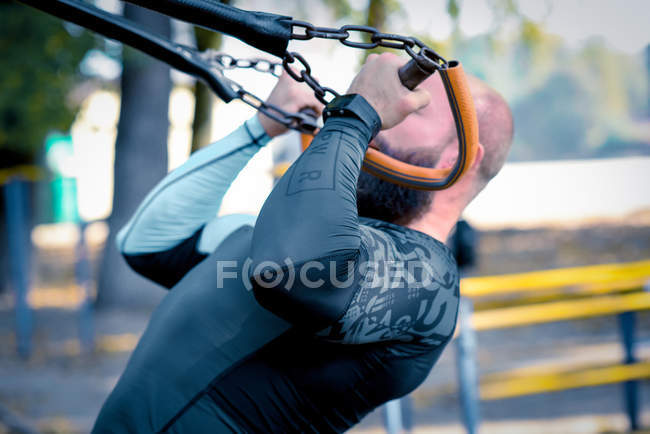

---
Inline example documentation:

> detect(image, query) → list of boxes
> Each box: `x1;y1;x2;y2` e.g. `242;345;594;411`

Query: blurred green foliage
0;1;95;166
311;0;649;161
454;30;648;160
447;0;459;20
441;1;648;160
191;0;231;152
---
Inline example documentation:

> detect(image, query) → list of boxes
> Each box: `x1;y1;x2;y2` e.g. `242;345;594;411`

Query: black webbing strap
124;0;292;57
17;0;238;102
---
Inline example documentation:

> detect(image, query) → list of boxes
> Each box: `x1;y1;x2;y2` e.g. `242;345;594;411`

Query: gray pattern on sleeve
316;222;460;347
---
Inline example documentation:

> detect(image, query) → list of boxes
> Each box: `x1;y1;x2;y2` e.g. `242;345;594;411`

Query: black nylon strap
124;0;292;57
324;94;382;140
16;0;238;102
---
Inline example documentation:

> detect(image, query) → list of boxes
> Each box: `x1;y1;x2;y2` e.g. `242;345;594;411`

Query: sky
87;0;650;80
396;0;650;55
95;0;650;54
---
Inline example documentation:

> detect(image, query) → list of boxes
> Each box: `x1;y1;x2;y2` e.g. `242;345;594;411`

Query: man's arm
250;54;433;337
316;222;460;347
116;72;322;289
116;116;269;288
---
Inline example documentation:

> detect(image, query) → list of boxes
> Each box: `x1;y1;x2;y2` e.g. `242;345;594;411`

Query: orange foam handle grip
438;61;479;185
300;132;312;152
301;61;478;191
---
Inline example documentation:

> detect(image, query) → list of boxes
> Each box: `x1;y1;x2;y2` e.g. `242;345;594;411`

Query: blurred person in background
93;53;512;433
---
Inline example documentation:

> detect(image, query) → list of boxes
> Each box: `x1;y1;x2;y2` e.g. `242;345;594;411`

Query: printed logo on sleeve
286;130;342;195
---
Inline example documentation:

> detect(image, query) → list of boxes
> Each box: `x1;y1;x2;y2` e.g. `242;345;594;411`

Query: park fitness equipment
17;0;478;190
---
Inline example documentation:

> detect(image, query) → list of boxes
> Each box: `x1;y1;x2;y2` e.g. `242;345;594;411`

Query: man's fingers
392;88;430;127
366;53;379;62
297;91;324;116
298;104;322;120
406;88;431;112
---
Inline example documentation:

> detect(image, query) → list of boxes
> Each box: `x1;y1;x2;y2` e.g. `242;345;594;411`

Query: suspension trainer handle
364;58;480;190
301;56;479;190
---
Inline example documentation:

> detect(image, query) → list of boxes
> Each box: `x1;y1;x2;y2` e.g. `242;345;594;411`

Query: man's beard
356;137;437;225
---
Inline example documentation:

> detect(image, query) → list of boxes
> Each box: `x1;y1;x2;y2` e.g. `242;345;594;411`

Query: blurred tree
512;72;593;160
190;0;231;153
447;0;459;20
366;0;398;32
361;0;401;61
323;0;354;19
308;0;402;63
97;4;171;307
294;0;647;161
0;1;94;164
0;1;94;294
429;0;647;160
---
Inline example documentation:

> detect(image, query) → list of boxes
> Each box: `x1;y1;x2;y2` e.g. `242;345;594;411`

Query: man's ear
435;145;459;169
470;143;485;171
435;142;484;171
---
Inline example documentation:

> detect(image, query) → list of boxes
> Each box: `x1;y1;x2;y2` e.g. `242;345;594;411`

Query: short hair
357;79;513;225
471;80;514;184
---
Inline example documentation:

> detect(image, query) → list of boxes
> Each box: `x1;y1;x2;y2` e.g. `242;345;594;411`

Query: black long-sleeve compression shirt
94;98;461;434
250;100;459;346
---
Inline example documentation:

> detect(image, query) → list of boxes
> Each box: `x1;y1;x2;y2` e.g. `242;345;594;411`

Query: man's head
357;73;514;230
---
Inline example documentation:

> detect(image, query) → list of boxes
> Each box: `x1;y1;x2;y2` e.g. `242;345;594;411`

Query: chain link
288;20;446;63
282;51;340;105
205;51;285;77
236;87;319;133
204;51;319;133
199;20;448;135
283;20;447;113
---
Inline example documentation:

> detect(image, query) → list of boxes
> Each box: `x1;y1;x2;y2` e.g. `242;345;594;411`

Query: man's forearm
249;109;379;329
250;116;373;267
117;116;270;255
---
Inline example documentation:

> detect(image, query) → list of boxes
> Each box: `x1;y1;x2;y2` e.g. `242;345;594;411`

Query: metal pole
400;396;413;433
75;221;95;352
384;399;403;434
617;311;639;431
645;44;649;119
456;297;479;434
3;179;33;358
0;402;39;434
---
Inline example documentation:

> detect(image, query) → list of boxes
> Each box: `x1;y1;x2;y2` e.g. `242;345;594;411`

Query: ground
0;223;649;433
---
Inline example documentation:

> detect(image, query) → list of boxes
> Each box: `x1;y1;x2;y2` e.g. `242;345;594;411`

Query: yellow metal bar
472;292;650;331
62;333;140;356
480;361;650;400
473;278;647;311
461;259;650;298
27;285;88;309
271;161;291;179
0;165;43;184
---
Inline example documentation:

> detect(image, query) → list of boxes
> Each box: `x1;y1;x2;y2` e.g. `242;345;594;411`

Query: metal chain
209;52;285;77
198;21;448;135
282;51;340;105
202;50;319;133
284;20;448;106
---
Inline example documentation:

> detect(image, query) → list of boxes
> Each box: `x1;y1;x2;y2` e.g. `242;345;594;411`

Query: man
94;53;512;433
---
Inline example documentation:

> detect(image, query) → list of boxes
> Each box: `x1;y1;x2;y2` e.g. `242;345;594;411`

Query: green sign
45;132;79;223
